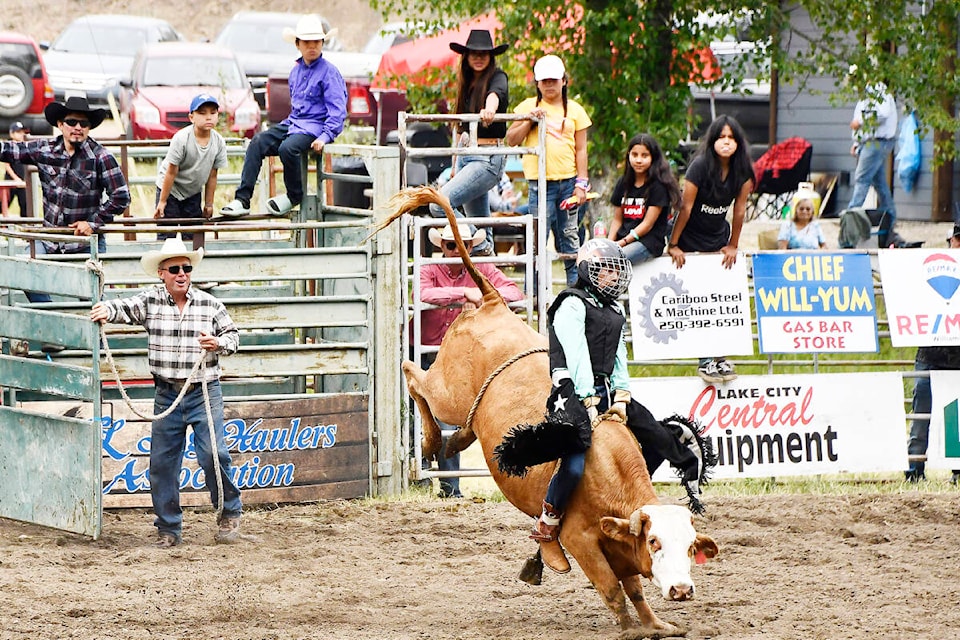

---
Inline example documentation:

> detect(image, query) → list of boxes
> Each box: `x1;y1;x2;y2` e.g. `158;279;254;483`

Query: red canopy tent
371;13;502;91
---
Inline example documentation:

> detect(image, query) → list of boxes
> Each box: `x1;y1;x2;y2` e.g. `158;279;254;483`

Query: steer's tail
364;186;498;302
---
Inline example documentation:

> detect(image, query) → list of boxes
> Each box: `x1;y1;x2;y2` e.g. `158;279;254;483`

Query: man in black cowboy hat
0;93;129;303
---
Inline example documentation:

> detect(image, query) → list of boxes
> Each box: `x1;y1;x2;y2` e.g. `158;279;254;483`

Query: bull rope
86;259;225;519
464;346;548;431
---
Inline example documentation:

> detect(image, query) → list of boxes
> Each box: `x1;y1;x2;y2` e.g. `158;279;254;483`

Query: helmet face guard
576;238;633;301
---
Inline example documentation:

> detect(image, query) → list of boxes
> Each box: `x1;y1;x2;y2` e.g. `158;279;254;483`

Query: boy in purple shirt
222;15;346;217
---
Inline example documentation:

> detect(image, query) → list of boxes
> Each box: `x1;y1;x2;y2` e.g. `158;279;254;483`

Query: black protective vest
547;287;625;379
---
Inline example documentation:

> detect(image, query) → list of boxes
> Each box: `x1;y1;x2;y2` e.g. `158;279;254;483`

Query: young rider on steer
531;238;710;573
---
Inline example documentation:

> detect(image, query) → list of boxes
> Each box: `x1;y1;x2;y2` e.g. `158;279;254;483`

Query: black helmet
575;238;632;301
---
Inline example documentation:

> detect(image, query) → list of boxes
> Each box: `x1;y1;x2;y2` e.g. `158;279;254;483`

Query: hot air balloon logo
923;253;960;301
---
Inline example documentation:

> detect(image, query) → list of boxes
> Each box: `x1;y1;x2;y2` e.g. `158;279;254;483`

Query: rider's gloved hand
606;389;631;422
582;396;600;426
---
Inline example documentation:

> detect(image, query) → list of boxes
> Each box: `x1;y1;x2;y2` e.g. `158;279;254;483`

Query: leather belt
153;374;199;394
477;138;502;146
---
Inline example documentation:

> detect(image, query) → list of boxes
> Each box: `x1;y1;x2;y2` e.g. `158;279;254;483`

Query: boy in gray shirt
155;94;228;240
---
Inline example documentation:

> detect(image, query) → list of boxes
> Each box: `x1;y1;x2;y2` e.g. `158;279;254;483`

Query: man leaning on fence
0;93;130;303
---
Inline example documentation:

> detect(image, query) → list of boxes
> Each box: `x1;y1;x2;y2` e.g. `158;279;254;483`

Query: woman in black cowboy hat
427;29;509;256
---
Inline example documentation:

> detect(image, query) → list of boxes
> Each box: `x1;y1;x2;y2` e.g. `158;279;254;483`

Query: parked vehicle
213;11;346;111
41;14;181;111
119;42;260;140
0;31;54;135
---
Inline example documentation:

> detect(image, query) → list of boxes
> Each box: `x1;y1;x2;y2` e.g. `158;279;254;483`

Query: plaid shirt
101;285;239;382
0;137;130;252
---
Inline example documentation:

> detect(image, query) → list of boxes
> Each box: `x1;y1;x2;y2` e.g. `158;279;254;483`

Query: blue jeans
621;239;657;265
907;360;933;477
429;153;506;251
236;124;314;206
528;178;581;286
543;382;610;511
150;380;242;537
421;353;460;496
848;138;897;224
25;235;107;303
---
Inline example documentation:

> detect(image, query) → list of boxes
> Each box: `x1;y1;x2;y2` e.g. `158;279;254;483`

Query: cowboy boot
529;501;571;574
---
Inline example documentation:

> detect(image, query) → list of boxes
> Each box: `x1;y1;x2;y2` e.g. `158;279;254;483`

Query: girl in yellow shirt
506;55;591;286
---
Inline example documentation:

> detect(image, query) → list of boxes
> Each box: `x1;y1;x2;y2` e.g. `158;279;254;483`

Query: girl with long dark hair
608;132;681;264
427;29;509;256
667;114;754;383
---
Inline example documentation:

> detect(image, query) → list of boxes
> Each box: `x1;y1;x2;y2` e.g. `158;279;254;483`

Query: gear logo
637;273;691;344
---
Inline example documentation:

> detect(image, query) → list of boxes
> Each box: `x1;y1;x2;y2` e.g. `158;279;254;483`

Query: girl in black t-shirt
667;115;754;266
608;133;680;264
666;115;754;383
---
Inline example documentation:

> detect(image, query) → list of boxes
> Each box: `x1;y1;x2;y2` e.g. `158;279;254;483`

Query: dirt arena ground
2;490;960;640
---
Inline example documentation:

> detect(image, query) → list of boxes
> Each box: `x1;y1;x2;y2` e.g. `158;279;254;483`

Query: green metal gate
0;233;103;538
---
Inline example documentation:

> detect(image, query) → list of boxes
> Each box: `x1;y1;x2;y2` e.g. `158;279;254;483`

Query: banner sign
631;372;907;479
22;395;370;508
628;255;753;360
752;252;878;353
878;248;960;347
926;370;960;469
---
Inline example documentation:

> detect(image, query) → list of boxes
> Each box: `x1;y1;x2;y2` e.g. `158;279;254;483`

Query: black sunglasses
443;241;458;251
162;264;193;275
62;118;91;128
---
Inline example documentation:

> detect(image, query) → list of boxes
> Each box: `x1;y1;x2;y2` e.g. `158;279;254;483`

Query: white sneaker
221;199;250;217
267;194;294;216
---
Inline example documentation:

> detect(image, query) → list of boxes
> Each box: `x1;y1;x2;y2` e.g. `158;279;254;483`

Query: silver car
41;14;181;110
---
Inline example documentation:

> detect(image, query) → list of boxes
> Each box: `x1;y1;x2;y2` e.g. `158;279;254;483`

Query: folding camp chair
748;137;813;220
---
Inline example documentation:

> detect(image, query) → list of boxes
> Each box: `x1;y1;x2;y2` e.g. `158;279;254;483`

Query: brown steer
370;187;718;637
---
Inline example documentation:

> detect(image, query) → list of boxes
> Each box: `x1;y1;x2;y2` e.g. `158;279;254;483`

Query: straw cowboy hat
282;14;339;43
44;94;107;129
428;224;486;248
449;29;508;56
140;234;204;276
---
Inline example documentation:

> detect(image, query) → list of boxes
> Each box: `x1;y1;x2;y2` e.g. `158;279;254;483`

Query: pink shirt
418;262;524;345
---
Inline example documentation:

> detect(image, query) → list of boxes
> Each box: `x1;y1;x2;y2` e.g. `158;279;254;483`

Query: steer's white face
641;504;701;601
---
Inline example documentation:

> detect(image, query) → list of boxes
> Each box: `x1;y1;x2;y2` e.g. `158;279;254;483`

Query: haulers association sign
24;394;370;508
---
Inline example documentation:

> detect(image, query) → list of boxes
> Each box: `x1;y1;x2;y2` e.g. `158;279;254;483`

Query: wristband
668;242;679;249
629;229;641;242
575;177;590;190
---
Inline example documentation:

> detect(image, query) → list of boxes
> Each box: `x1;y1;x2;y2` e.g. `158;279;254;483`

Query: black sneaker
697;360;723;383
715;358;737;382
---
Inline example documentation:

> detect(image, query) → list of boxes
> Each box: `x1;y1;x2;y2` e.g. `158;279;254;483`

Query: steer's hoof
517;550;543;585
620;621;686;640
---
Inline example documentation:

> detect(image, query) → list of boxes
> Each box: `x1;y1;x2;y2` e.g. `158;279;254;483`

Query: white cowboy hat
428;224;485;248
282;14;339;44
140;234;204;277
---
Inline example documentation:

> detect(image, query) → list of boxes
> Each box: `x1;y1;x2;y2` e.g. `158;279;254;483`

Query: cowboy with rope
90;235;242;548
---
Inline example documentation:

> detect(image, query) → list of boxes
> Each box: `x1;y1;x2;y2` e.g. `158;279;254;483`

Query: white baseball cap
534;55;565;81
